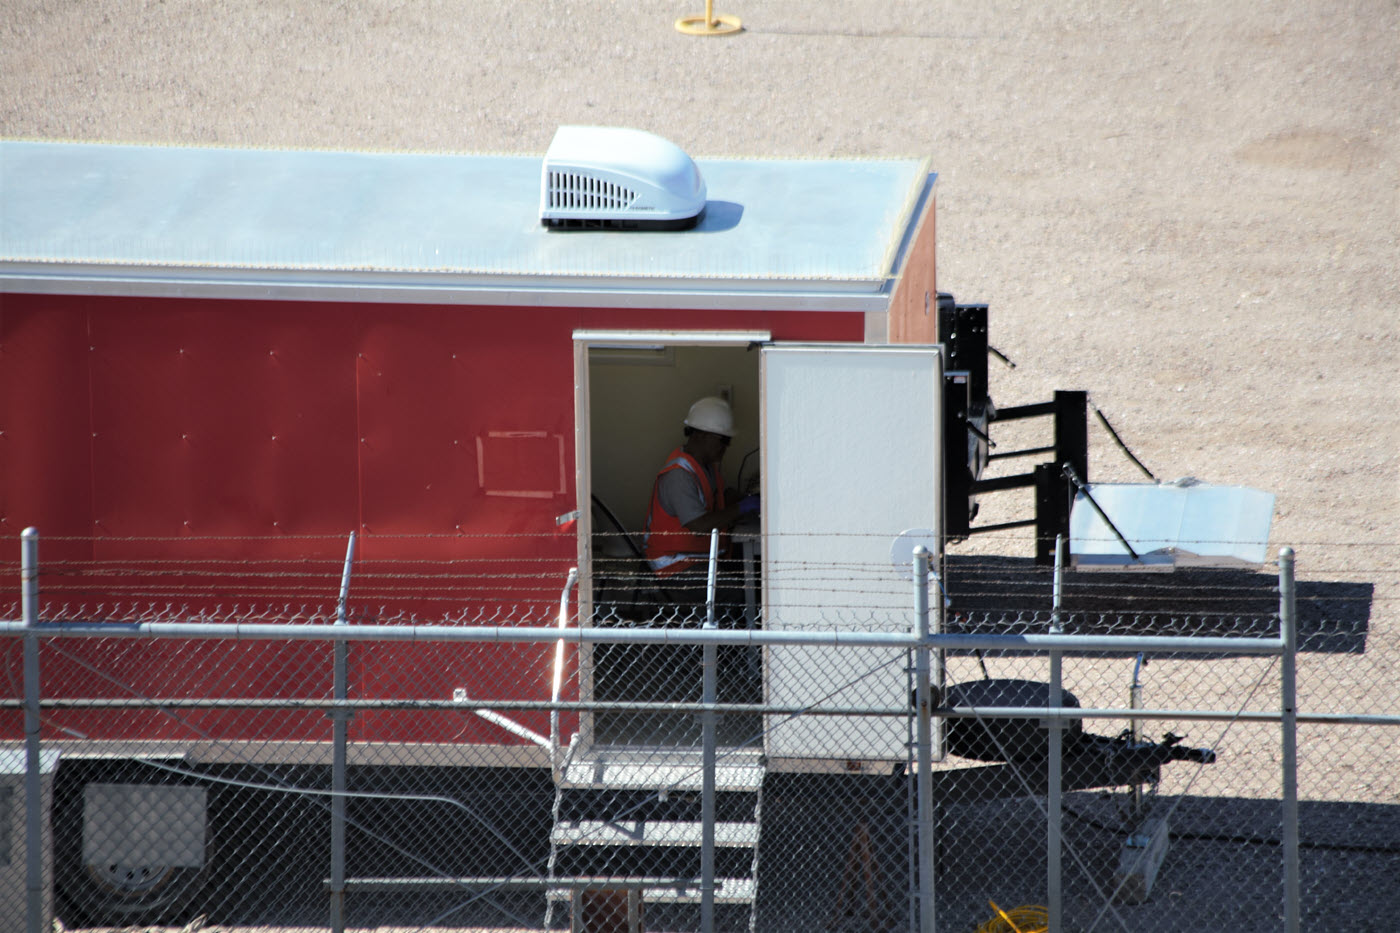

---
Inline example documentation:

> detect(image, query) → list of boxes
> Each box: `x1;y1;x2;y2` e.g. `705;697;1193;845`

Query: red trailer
3;129;1258;928
2;129;958;921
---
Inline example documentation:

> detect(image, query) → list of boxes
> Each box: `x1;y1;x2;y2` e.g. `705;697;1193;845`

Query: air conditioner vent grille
546;171;637;213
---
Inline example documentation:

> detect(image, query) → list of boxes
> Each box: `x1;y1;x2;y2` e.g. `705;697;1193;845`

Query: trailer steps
332;875;547;893
552;819;759;848
330;874;756;903
546;743;765;925
550;876;757;904
558;756;764;792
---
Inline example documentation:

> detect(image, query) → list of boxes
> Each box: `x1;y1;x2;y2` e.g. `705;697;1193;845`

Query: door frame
571;329;770;753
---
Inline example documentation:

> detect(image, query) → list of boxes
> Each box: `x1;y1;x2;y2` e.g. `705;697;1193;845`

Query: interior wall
589;344;760;534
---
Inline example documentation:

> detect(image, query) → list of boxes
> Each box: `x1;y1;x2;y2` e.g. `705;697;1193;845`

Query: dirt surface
3;1;1397;928
6;0;1394;683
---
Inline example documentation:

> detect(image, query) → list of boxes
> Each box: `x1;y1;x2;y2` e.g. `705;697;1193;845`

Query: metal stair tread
545;876;757;904
333;875;550;892
559;759;764;791
551;819;759;847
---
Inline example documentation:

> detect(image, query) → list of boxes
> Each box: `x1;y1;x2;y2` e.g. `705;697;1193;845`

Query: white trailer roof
0;140;933;311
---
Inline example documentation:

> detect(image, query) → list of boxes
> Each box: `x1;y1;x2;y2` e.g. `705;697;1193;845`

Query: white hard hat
683;396;734;437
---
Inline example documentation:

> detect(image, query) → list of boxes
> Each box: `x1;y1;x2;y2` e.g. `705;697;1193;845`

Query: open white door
761;344;942;762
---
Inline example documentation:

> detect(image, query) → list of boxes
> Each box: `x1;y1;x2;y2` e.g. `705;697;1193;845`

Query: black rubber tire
52;764;212;928
943;678;1084;762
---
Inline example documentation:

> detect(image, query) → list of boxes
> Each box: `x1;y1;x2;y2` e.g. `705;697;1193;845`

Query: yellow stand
676;0;742;36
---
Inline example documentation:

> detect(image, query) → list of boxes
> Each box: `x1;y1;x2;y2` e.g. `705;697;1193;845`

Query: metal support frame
1053;391;1089;485
701;530;720;933
550;567;580;780
1033;462;1071;567
0;621;1292;654
329;532;357;933
1280;548;1300;933
1047;536;1065;933
1129;653;1147;819
22;528;43;933
4;530;1319;933
913;547;936;933
964;390;1089;565
939;297;990;541
1061;463;1139;562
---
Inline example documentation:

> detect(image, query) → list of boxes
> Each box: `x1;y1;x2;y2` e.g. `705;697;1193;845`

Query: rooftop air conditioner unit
540;126;707;230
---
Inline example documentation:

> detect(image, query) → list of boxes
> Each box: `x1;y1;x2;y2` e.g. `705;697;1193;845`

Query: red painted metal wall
0;291;864;746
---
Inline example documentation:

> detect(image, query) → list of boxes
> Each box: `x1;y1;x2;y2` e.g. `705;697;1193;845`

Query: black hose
1093;406;1157;482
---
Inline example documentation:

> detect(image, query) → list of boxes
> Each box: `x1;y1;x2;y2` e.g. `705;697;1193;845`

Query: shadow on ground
943;555;1373;655
53;764;1400;933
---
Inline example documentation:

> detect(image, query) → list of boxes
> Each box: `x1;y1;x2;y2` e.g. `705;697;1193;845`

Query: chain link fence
1;532;1397;933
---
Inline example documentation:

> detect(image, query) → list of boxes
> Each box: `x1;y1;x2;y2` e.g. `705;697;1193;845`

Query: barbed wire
0;601;1292;634
8;572;1386;596
7;580;1385;606
5;529;1400;546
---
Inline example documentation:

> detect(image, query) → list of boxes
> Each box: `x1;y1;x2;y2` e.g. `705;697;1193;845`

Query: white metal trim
884;170;938;284
1;268;891;313
572;338;597;753
572;329;771;346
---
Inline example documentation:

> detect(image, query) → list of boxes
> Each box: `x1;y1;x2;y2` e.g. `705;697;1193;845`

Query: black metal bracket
937;293;1090;564
939;296;990;540
960;391;1089;565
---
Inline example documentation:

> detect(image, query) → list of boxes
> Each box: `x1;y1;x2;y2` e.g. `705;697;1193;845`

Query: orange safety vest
643;447;727;576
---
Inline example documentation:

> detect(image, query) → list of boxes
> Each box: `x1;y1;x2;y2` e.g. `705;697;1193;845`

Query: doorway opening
575;332;766;749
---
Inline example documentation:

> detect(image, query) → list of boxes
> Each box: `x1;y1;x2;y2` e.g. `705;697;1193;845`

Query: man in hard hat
643;396;759;588
641;396;763;717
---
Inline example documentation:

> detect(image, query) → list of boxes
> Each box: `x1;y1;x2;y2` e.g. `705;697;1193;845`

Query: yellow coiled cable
975;899;1050;933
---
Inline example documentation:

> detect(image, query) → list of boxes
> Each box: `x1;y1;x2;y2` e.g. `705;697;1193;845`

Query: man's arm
658;469;750;534
683;501;745;535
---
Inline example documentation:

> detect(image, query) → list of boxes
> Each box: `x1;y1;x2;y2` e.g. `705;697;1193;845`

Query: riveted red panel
3;293;867;748
0;295;96;561
86;297;361;551
352;305;575;744
355;305;574;547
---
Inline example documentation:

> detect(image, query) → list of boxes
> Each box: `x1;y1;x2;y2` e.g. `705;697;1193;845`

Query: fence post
1279;547;1299;933
700;529;720;932
21;528;42;933
1047;536;1065;933
913;545;935;933
330;532;357;933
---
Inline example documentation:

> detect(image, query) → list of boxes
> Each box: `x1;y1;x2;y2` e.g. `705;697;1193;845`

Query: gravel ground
4;0;1393;577
4;1;1397;929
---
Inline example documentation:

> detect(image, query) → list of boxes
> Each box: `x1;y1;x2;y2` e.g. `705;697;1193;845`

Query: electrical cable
976;900;1048;933
736;446;759;495
988;345;1017;368
1091;405;1157;482
32;641;543;879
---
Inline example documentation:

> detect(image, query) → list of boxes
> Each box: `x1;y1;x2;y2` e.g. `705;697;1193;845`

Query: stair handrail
551;567;580;781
